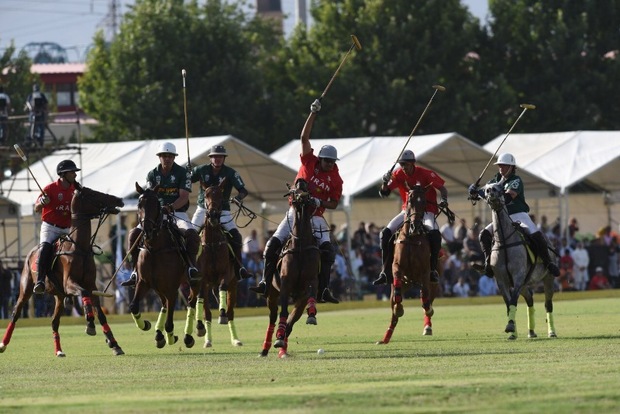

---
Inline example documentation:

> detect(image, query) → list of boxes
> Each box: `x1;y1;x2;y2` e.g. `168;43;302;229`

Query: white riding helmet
156;142;178;156
398;149;416;163
318;145;339;160
494;153;516;166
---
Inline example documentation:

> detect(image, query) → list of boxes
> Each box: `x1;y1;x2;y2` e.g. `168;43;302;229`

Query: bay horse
183;178;242;348
0;183;125;357
259;179;320;358
377;183;439;345
128;182;191;348
483;182;557;340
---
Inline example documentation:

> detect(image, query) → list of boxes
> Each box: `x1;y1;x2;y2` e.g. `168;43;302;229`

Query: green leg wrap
508;305;517;322
196;298;204;323
155;307;167;332
131;312;145;330
166;331;175;345
219;290;227;313
547;312;555;333
184;307;196;336
527;306;536;332
229;320;240;344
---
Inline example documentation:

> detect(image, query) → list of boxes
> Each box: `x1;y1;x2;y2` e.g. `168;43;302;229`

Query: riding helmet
494;153;516;166
57;160;81;175
156;142;178;156
318;145;339;160
398;150;416;163
209;145;227;157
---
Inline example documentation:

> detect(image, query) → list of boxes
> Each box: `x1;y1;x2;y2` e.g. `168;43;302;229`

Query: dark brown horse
184;178;242;348
0;183;125;356
128;182;190;348
260;179;320;358
377;183;438;345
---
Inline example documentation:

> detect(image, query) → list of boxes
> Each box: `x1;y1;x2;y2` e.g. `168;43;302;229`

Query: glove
468;184;481;200
311;197;322;207
439;198;448;209
40;194;50;206
382;172;392;184
503;192;513;205
310;99;321;113
162;204;174;214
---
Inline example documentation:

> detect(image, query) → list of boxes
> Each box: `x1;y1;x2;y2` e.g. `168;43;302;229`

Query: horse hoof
394;303;404;318
507;334;517;341
259;351;268;357
143;320;152;332
278;350;288;358
204;341;212;348
306;316;317;325
548;332;557;338
184;335;195;348
196;322;206;337
156;339;166;349
423;326;433;336
232;340;243;347
0;343;6;353
375;341;386;345
172;335;179;345
505;322;516;333
113;347;125;356
218;317;228;325
274;339;285;348
528;330;538;338
56;351;66;357
85;325;96;336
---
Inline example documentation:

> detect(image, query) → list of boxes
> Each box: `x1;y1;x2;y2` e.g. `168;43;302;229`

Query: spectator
462;229;484;265
0;85;11;145
0;260;12;318
25;83;49;147
452;276;471;297
588;266;612;290
568;217;579;246
559;248;575;292
477;274;498;296
608;236;619;288
351;221;367;250
115;260;133;314
440;220;457;254
454;218;468;249
242;229;261;257
572;241;590;291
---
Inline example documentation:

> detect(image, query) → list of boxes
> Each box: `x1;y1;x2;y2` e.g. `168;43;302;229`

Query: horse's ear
74;181;82;191
135;182;144;194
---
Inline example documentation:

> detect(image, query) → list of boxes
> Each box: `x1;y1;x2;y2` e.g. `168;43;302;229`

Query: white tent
2;135;297;216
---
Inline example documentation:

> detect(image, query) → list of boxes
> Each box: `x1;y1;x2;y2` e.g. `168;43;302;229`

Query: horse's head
136;182;162;239
71;184;124;219
406;183;427;228
290;178;312;208
202;178;225;226
484;182;506;212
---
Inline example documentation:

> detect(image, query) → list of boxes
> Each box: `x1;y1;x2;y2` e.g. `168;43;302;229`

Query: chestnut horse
183;178;242;348
0;183;125;356
128;182;191;348
483;181;556;340
260;179;320;358
377;184;439;345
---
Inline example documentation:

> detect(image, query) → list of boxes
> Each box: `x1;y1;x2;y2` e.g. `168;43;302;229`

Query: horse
377;183;439;345
183;178;242;348
483;181;557;340
0;183;125;357
259;179;320;358
128;182;193;348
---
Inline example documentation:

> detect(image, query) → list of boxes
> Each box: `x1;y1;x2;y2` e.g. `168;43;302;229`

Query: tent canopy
484;131;620;195
271;132;556;200
2;136;297;216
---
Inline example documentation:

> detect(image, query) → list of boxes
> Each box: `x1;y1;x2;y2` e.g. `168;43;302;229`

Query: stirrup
372;272;388;286
121;271;137;287
321;288;339;304
249;280;267;296
188;266;201;282
33;281;45;294
238;267;250;280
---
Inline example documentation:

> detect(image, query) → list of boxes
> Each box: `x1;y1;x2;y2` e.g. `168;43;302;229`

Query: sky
0;0;489;63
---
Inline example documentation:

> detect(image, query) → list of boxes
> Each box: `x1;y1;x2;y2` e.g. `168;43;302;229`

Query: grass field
0;290;619;413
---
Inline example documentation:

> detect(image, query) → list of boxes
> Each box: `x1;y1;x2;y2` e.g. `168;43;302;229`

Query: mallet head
432;84;446;92
520;103;536;110
351;35;362;51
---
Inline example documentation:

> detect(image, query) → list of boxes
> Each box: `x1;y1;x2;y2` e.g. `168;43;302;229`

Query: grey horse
483;182;557;340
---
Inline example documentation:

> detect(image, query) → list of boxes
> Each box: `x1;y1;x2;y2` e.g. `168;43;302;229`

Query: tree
486;0;620;133
79;0;281;149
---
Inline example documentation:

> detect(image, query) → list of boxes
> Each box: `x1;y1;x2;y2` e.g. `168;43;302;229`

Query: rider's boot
33;242;53;294
121;227;142;287
185;229;201;282
228;228;250;280
250;237;282;297
372;228;394;286
428;229;442;284
472;229;494;277
318;241;339;304
531;231;560;277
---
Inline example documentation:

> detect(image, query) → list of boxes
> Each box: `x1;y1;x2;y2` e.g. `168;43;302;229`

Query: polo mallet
182;69;191;168
389;84;446;173
13;144;47;196
318;35;362;101
92;235;142;298
474;103;536;188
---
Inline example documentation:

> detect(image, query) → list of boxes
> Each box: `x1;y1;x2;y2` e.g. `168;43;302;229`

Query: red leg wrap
2;322;15;345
